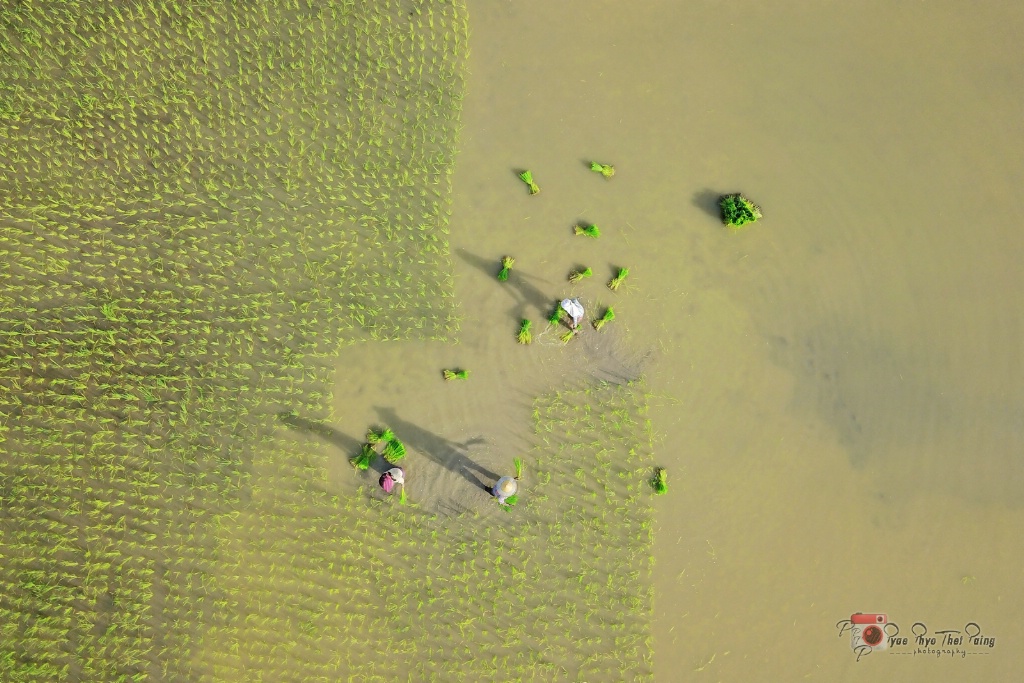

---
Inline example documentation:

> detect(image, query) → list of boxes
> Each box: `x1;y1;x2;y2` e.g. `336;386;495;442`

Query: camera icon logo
850;613;888;653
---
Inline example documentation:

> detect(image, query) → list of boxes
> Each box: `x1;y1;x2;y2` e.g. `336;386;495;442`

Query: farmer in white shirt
560;298;584;330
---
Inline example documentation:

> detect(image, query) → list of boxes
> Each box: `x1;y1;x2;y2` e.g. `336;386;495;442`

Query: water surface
442;1;1024;679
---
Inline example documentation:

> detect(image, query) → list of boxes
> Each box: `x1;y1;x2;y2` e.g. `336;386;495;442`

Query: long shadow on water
455;247;557;323
374;406;496;493
277;412;393;473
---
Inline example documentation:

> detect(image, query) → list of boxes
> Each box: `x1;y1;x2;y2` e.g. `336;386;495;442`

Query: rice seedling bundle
608;267;630;291
517;319;532;344
443;368;469;380
568;266;593;283
517;170;540;195
719;193;763;227
497;255;515;281
574;224;600;238
589;161;615;178
652;468;668;495
352;444;376;470
593;307;615;330
547;304;566;327
383;437;407;463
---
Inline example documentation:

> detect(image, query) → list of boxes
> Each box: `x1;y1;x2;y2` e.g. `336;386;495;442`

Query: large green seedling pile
214;380;655;682
0;1;466;680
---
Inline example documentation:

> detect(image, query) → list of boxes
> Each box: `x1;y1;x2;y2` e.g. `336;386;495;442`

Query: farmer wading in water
379;467;404;494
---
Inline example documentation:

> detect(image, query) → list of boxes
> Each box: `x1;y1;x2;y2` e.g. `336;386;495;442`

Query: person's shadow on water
455;247;557;324
277;411;388;474
374;407;496;493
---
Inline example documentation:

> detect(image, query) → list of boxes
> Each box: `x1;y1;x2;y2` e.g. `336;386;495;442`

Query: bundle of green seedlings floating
517;319;532;345
574;224;600;238
568;267;592;283
513;457;524;480
383;437;407;464
652;467;668;495
497;255;515;282
548;304;566;327
499;494;519;512
592;307;615;331
589;161;615;178
518;170;540;195
560;328;578;344
443;369;469;380
351;444;376;470
366;427;395;445
608;267;629;291
399;482;408;505
719;193;763;227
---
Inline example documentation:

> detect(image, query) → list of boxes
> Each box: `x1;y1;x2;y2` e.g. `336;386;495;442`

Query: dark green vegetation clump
0;1;469;680
652;467;668;495
443;368;469;380
574;223;601;238
382;438;407;464
719;193;763;227
352;444;376;470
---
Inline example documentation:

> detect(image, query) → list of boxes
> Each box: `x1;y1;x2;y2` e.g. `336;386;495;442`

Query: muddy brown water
329;2;1024;679
330;1;1024;680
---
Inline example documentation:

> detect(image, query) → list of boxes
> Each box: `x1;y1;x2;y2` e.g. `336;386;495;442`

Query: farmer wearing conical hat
379;467;404;494
492;475;518;504
560;297;585;330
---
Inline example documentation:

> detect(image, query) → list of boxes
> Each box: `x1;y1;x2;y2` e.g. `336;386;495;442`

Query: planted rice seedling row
1;0;470;679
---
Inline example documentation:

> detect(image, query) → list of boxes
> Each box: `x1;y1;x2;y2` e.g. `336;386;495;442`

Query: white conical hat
560;298;584;319
497;476;518;495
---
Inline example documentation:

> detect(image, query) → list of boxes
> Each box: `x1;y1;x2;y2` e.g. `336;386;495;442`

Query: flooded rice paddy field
2;0;1024;681
1;1;655;681
451;0;1023;680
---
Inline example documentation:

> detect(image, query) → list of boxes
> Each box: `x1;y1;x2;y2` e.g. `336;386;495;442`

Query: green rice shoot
443;368;470;381
367;427;396;445
589;161;615;178
383;438;407;464
574;224;601;238
569;267;593;283
517;319;533;345
518;170;540;195
593;307;616;331
498;255;515;282
608;267;630;291
548;305;567;327
352;444;376;470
